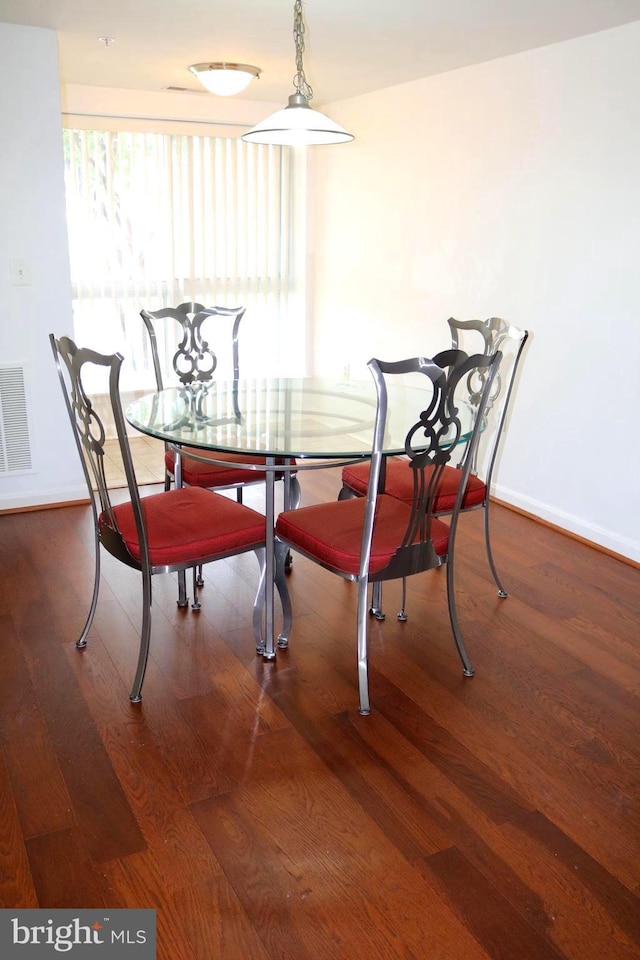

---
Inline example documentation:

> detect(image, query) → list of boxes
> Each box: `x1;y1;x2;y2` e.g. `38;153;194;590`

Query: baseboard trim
0;486;89;515
492;485;640;568
0;497;90;516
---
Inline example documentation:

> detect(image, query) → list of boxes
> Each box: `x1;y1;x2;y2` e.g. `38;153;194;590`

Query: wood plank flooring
0;467;639;959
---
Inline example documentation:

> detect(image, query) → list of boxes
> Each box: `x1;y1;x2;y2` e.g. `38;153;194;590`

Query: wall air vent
0;364;32;474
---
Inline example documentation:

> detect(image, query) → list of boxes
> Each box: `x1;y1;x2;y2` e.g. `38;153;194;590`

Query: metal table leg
262;456;276;659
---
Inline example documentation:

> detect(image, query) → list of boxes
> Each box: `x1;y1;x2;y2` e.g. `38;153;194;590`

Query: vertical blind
63;128;293;388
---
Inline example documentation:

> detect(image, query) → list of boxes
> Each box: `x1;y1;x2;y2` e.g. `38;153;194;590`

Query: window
63;128;301;390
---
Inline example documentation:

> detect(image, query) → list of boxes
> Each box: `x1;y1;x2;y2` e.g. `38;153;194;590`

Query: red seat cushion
166;446;296;489
342;458;486;512
102;486;265;566
275;494;450;577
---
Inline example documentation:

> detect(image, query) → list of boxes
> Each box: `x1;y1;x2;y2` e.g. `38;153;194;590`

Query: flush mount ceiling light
189;62;261;96
242;0;353;146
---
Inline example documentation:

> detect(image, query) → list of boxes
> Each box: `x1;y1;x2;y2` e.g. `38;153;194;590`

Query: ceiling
2;0;640;106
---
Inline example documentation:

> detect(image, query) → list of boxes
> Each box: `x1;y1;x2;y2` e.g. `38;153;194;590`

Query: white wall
0;23;84;509
311;22;640;562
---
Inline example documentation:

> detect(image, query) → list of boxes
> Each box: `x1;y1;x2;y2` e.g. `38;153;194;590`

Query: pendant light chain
241;0;353;144
292;0;314;102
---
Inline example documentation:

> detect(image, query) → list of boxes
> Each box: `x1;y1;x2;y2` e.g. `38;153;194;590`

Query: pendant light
242;0;354;146
189;63;261;96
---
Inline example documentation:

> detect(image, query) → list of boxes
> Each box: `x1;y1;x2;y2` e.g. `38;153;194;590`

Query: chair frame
50;333;291;702
276;349;501;715
140;302;246;493
340;317;528;618
141;302;243;384
446;318;529;596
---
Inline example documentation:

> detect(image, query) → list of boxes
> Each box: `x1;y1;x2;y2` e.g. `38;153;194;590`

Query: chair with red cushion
141;302;300;596
141;302;299;504
50;333;291;703
275;349;501;715
340;317;528;619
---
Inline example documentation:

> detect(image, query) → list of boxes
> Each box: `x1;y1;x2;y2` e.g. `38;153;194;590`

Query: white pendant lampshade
242;1;353;147
242;92;353;146
189;63;261;96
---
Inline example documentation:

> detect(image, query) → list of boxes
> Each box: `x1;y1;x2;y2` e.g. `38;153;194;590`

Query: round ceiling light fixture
188;62;261;96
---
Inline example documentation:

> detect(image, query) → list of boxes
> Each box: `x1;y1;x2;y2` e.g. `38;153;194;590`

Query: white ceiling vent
0;364;33;474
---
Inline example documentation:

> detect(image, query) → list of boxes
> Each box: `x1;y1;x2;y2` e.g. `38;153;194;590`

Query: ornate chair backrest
447;317;529;476
140;302;246;390
361;349;502;582
49;334;147;570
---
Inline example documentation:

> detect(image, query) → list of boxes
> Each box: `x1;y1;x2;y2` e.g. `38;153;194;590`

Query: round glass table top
125;376;442;461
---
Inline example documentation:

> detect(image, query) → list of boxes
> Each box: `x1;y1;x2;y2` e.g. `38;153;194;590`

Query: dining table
126;375;470;659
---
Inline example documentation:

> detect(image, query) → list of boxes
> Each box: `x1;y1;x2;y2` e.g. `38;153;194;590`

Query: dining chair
140;302;300;591
339;317;529;619
50;333;291;703
140;302;298;501
275;348;501;715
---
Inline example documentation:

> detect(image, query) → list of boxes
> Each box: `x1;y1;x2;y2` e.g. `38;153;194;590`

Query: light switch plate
10;259;30;285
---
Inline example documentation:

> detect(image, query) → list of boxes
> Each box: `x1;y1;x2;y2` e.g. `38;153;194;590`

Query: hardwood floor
1;467;639;959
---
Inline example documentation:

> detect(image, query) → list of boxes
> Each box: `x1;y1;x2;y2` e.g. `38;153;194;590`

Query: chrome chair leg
196;564;204;587
396;577;408;621
369;581;385;620
76;525;102;649
130;568;153;702
177;569;189;607
356;577;371;715
283;473;302;573
484;499;508;598
275;539;292;648
288;474;302;511
191;567;201;610
445;556;474;677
